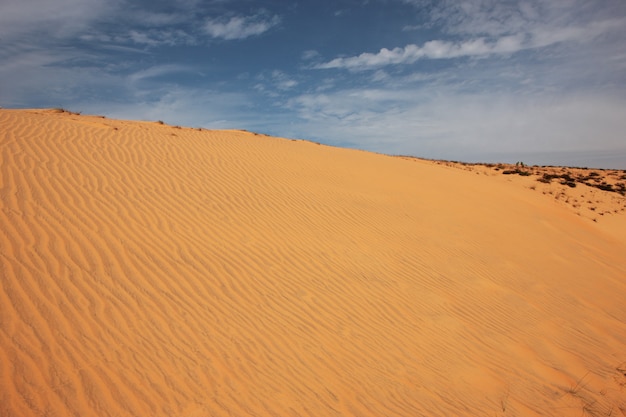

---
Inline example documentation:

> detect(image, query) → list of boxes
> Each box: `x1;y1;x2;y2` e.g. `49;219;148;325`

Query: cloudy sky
2;0;626;167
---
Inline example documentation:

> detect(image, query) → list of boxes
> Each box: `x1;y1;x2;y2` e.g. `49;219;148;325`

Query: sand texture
1;108;626;417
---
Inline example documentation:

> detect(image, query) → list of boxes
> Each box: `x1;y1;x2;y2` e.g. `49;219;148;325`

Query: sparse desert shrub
597;183;613;191
503;169;531;176
52;107;81;115
538;174;553;183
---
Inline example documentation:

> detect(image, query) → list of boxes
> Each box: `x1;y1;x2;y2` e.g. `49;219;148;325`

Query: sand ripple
1;109;625;416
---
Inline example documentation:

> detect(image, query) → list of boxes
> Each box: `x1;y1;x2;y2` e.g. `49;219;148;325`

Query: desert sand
1;108;625;417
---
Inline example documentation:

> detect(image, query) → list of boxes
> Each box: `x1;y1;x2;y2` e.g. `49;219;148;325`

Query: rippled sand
1;108;625;417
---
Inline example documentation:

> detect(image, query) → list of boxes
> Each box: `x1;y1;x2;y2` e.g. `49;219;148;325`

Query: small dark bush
52;107;81;115
503;169;531;176
540;173;557;182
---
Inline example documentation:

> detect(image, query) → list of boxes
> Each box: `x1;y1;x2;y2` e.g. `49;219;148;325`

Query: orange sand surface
1;108;626;417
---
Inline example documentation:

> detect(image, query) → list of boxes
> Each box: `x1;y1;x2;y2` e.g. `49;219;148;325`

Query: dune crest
1;109;625;416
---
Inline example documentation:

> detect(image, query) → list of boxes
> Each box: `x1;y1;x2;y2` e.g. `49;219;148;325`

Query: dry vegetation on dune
1;108;626;417
424;159;626;224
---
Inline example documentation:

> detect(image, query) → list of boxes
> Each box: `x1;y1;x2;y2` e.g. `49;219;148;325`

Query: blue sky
2;0;626;167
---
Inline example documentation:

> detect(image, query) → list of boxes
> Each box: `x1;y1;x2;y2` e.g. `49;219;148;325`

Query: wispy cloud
287;85;626;165
126;29;197;47
204;14;280;40
270;70;298;90
402;0;614;36
128;10;189;27
92;87;254;129
127;64;196;85
253;70;299;100
0;0;201;50
291;0;626;167
317;20;625;70
301;50;320;61
315;36;526;69
0;0;113;40
317;0;626;70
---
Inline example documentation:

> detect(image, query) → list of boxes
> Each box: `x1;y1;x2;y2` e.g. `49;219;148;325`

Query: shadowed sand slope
1;109;625;417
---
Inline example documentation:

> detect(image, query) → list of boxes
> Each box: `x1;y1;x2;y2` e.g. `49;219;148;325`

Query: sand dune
1;108;625;417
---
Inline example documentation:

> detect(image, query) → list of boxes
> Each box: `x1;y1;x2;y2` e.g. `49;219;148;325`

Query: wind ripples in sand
1;109;625;417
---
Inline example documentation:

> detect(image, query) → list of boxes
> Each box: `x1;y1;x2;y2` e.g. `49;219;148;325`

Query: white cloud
371;70;389;82
0;0;115;40
301;50;320;60
436;0;624;38
127;64;195;84
94;87;253;129
315;35;526;70
204;14;280;40
529;18;626;48
129;11;188;27
127;29;197;47
129;31;161;46
0;46;120;107
316;15;625;70
300;0;626;166
287;86;626;167
0;0;203;51
271;70;298;90
253;70;299;98
318;0;626;70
